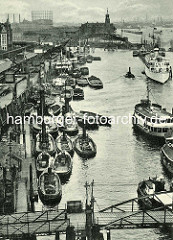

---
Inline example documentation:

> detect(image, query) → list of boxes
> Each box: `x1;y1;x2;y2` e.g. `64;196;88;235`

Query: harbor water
57;49;173;239
14;49;173;239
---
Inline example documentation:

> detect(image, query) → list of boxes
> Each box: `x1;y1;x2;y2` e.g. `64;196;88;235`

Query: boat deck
135;104;173;118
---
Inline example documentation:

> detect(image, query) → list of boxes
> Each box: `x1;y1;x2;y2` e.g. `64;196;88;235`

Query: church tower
105;8;110;25
105;8;111;33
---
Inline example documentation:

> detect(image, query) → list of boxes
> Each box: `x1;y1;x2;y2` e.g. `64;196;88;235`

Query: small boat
86;55;93;63
159;48;166;57
61;86;74;101
49;104;61;116
52;77;65;89
93;56;101;61
124;67;135;78
133;50;139;57
88;75;103;89
38;167;62;206
137;176;167;209
62;112;79;136
80;67;89;75
32;119;59;138
35;132;56;156
133;82;173;140
73;88;84;100
71;68;81;78
53;151;72;181
36;151;53;176
76;77;88;87
66;78;76;89
80;110;111;126
55;131;74;157
73;124;97;158
55;58;72;74
76;112;99;130
45;96;55;106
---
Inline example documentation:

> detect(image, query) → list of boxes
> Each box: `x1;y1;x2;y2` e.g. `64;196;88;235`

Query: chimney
19;14;21;23
13;14;15;23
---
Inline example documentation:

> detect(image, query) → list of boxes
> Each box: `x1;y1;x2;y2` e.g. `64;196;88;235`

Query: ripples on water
38;49;173;239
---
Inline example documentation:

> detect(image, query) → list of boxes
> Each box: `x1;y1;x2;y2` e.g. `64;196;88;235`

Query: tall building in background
31;11;53;21
0;19;12;51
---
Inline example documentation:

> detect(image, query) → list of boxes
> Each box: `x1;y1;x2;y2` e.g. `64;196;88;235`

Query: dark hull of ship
133;121;165;145
74;137;97;158
77;118;99;130
137;187;163;210
161;147;173;175
55;168;72;183
38;189;62;206
88;83;103;89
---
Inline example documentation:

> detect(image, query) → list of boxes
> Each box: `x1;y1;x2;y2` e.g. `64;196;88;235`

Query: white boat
133;83;173;139
145;48;171;84
55;58;72;73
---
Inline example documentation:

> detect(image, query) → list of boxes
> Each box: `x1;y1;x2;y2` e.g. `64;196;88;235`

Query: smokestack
19;14;20;23
13;14;15;23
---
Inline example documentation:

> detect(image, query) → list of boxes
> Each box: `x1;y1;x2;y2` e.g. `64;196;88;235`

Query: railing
0;209;69;238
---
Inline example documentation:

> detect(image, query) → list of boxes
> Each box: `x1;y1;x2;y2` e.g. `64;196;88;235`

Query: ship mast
146;80;151;107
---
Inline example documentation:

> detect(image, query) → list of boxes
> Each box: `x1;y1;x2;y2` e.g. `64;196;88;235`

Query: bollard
107;229;111;240
55;231;60;240
66;226;75;240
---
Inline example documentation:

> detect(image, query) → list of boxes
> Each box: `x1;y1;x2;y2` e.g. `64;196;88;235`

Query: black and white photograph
1;0;173;239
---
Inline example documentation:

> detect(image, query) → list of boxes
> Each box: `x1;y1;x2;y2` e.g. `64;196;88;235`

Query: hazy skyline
1;0;173;23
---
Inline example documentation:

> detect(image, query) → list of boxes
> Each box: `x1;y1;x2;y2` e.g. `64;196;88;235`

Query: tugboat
36;151;53;176
32;90;59;138
55;131;74;157
53;151;72;181
124;67;135;78
88;75;103;89
76;77;88;87
137;176;166;209
35;120;56;156
73;124;97;158
80;110;112;126
133;82;173;140
38;167;62;206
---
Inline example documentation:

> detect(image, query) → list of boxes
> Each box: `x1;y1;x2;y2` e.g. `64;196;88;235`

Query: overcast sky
1;0;173;23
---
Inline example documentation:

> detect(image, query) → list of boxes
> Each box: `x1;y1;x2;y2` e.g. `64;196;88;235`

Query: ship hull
145;66;169;84
161;146;173;174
